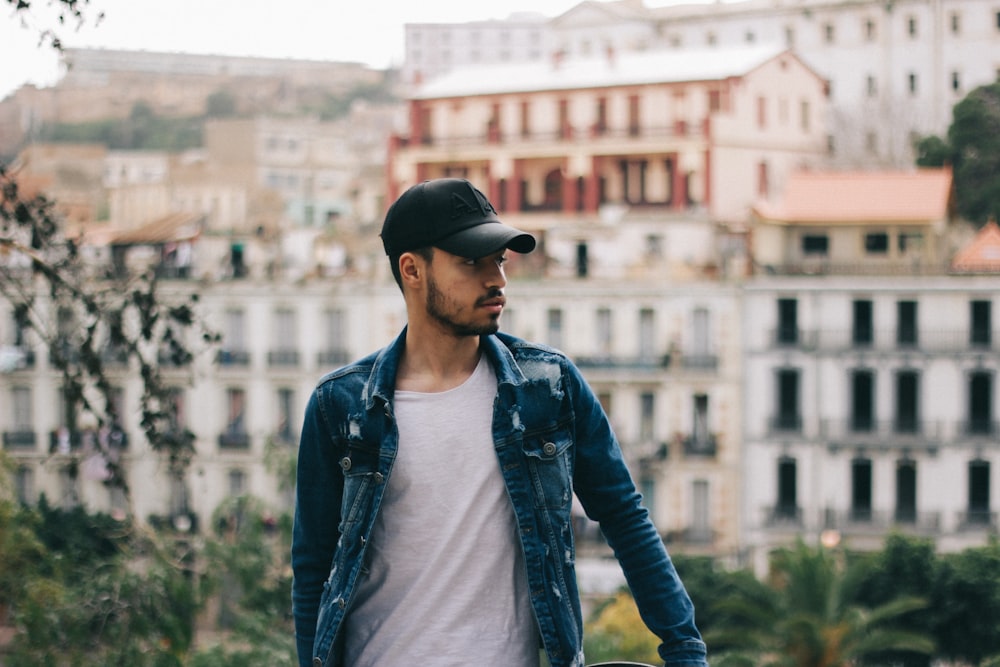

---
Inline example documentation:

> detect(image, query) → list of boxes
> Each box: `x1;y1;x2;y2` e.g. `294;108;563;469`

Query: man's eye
496;256;508;266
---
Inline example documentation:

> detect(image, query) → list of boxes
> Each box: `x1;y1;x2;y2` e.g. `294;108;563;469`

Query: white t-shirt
343;355;540;667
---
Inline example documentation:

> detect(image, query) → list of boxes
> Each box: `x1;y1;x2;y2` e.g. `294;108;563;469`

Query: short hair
389;246;434;291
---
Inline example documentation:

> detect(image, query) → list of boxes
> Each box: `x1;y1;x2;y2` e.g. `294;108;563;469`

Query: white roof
413;43;787;99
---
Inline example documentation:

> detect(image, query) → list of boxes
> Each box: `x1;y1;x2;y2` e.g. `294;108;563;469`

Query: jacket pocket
522;426;573;510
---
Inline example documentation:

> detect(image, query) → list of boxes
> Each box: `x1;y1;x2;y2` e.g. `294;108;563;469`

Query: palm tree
706;539;934;667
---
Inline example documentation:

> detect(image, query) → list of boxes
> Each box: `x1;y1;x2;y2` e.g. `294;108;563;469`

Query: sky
0;0;688;100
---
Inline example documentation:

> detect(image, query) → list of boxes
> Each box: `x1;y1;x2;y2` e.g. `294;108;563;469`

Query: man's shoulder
495;331;570;362
314;349;380;389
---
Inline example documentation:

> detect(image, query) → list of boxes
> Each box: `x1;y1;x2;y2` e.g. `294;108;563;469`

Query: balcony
400;121;706;151
962;419;1000;437
769;414;803;434
218;430;251;450
574;354;670;371
683;433;717;457
678;353;718;372
267;349;300;368
3;430;37;450
317;349;350;367
765;504;803;527
217;349;251;367
49;429;82;453
820;419;943;449
0;346;35;371
959;509;998;531
822;508;941;534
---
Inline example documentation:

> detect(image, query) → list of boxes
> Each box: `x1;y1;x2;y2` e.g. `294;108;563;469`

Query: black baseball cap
381;178;536;259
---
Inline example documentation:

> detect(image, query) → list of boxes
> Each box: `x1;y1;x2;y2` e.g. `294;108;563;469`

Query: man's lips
479;297;506;310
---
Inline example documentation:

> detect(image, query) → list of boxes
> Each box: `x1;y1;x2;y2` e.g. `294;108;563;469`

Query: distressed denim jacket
291;328;708;667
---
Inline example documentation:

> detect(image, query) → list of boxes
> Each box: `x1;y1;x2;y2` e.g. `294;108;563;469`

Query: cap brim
434;221;536;258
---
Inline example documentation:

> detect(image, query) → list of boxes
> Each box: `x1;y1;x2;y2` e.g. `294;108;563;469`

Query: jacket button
543;442;557;456
313;658;322;667
339;457;351;471
373;472;384;483
338;597;346;609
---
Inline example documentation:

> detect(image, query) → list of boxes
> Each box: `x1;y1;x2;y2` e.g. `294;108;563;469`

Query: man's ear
399;252;422;287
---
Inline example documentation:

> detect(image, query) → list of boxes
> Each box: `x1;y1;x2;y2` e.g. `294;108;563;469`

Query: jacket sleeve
565;360;709;667
291;384;344;667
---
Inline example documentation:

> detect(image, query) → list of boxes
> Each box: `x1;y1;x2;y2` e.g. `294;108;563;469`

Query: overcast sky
0;0;689;100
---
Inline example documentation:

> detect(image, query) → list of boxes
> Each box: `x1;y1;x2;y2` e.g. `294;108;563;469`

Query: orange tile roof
111;212;203;245
952;219;1000;273
753;169;952;224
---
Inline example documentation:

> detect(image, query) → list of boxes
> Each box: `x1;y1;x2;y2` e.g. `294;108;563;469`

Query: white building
742;168;1000;572
405;0;1000;166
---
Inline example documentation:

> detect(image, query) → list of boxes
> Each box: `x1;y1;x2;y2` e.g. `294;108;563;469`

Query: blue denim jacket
291;328;708;667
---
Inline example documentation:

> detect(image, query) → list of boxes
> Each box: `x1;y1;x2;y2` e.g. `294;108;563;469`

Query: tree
706;540;934;667
931;541;1000;666
916;82;1000;224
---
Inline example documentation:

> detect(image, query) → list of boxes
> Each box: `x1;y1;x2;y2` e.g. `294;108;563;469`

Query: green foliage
701;540;934;667
39;101;204;151
913;81;1000;224
314;80;399;121
584;589;661;664
931;540;1000;665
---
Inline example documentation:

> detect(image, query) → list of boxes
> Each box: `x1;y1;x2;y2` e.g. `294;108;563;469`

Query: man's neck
396;328;482;393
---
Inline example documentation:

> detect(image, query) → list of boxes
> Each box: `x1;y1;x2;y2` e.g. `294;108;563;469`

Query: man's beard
425;274;501;337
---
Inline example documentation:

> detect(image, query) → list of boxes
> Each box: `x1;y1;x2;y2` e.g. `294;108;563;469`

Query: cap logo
450;186;496;220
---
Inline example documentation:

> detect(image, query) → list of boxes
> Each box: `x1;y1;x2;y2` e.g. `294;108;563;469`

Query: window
898;231;923;255
802;234;829;255
576;242;589;278
864;17;877;41
897;300;918;346
895;370;919;433
970;300;992;346
691;307;711;359
776;457;798;520
276;388;295;443
690;393;713;454
800;100;810;132
4;386;35;449
220;309;248;365
706;31;716;46
952;71;961;92
851;369;875;431
851;457;873;521
638;308;655;361
852;299;873;346
950;12;961;34
221;387;249;449
691;479;711;540
520;100;531;138
968;459;991;524
596;308;612;357
775;368;801;431
639;392;655;441
777;298;798;345
14;466;34;505
228;469;247;497
823;22;835;43
785;26;795;47
269;309;298;366
866;75;877;97
756;96;767;129
320;309;348;366
907;16;918;37
757;161;770;198
908;72;918;95
547;308;563;349
745;30;756;43
865;232;889;254
628;94;641;137
967;371;994;435
895;459;917;523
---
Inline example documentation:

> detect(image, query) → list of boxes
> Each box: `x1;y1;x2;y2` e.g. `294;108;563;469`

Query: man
291;178;708;667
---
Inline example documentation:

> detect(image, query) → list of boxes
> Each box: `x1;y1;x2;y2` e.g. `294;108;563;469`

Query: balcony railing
574;354;670;371
769;414;803;433
770;328;1000;353
819;418;944;442
962;419;1000;437
679;354;718;371
683;434;717;457
401;122;707;150
3;430;37;450
765;504;803;526
217;349;251;366
959;509;998;531
267;349;300;367
317;350;350;367
822;508;941;532
218;431;250;450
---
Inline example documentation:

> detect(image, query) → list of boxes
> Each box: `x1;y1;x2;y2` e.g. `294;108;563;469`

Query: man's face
422;248;509;337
